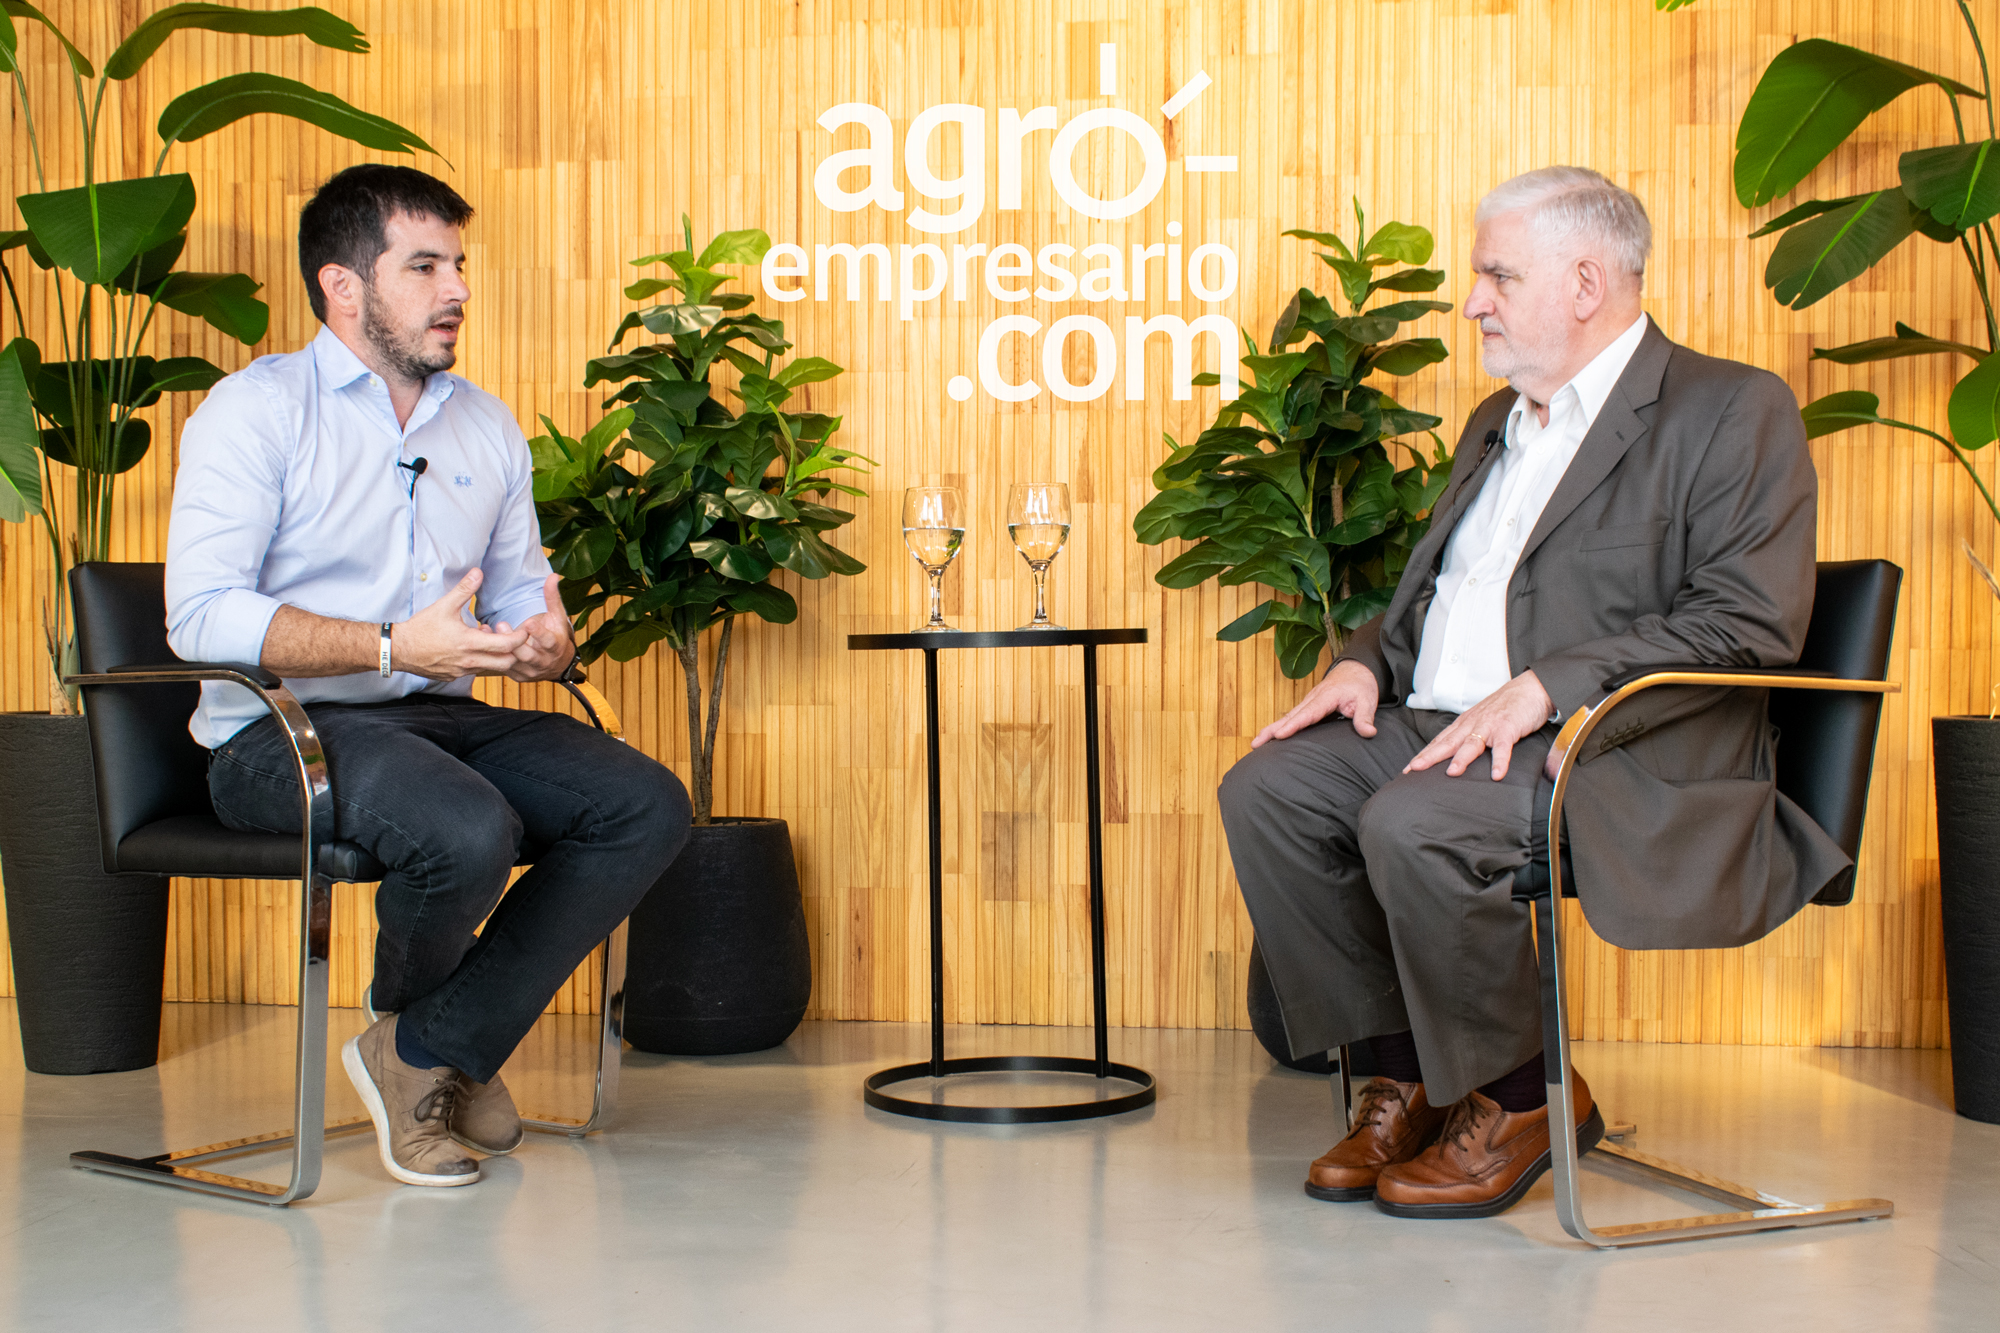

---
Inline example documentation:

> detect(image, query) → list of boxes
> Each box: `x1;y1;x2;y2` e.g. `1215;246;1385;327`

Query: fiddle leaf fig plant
1134;205;1453;679
0;2;437;707
1658;0;2000;534
531;218;871;823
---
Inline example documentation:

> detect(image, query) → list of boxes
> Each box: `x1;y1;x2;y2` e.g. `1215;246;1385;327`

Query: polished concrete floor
0;1001;1995;1331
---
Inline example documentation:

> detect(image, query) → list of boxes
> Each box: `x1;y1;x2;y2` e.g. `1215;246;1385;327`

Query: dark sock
1478;1051;1549;1112
394;1021;450;1071
1367;1030;1423;1084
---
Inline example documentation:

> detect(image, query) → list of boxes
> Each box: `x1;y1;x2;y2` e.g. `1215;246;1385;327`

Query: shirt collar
308;324;458;406
1504;313;1651;443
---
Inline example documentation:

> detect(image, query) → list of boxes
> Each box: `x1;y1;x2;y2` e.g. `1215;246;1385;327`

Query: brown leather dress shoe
1372;1071;1604;1219
1304;1077;1446;1201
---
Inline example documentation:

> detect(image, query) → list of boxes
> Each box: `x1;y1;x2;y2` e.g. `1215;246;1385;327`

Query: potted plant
531;218;871;1054
1656;0;2000;1122
0;3;435;1073
1132;207;1452;1068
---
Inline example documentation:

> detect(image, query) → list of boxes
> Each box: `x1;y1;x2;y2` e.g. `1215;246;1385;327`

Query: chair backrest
69;562;213;873
1773;559;1902;906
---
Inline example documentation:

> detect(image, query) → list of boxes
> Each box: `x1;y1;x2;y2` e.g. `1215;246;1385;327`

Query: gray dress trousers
1217;706;1554;1107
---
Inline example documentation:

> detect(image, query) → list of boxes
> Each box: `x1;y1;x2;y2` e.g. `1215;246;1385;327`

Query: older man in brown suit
1217;166;1847;1219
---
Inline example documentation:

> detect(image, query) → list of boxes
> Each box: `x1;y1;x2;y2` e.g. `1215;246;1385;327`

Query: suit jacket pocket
1577;518;1670;551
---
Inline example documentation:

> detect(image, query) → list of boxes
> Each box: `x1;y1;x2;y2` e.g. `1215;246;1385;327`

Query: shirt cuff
202;588;285;666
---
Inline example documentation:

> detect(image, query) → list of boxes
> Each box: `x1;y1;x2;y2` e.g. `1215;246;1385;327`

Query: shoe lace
1438;1096;1490;1152
411;1075;459;1125
1341;1081;1405;1140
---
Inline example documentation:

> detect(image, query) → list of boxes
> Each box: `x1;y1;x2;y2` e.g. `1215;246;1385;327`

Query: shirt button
420;573;429;582
1466;576;1478;588
1506;518;1517;527
1450;653;1464;664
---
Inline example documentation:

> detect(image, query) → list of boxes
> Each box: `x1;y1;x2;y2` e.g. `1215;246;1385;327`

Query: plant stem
702;616;733;815
1960;233;1992;350
1886;415;2000;527
1957;0;1997;140
10;69;46;189
677;639;710;824
0;258;26;340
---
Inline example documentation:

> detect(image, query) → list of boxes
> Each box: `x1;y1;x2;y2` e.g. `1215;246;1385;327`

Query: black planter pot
1246;935;1375;1078
1933;717;2000;1123
0;712;170;1074
622;816;812;1056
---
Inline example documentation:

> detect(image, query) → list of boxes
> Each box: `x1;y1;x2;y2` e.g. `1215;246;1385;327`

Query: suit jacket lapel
1516;318;1672;565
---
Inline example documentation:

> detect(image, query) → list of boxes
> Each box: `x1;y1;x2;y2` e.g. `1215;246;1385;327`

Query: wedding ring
1471;732;1488;743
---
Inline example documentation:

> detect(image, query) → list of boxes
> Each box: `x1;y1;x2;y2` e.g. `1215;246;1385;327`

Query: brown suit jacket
1340;319;1850;949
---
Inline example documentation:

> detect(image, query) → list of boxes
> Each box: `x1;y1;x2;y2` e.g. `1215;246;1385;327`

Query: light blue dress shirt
165;326;553;747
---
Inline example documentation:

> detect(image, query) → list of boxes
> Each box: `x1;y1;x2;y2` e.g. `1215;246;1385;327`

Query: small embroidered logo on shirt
453;472;473;487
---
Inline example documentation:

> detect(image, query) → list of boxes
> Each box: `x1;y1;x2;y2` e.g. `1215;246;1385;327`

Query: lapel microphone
1446;430;1502;507
397;456;428;495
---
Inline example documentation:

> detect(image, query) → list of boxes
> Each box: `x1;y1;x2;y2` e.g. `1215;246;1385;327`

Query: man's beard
361;284;458;383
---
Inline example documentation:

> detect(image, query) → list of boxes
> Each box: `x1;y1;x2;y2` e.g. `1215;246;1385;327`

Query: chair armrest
67;660;281;690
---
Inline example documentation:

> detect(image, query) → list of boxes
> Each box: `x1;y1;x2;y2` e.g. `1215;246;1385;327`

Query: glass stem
1032;563;1050;624
926;565;945;627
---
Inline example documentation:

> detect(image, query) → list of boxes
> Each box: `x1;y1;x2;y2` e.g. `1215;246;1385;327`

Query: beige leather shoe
341;1015;481;1187
451;1071;524;1156
1305;1078;1445;1201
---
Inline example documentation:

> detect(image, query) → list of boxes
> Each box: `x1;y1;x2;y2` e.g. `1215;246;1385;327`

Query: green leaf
1317;254;1376;308
1365;268;1445;296
1273;618;1329;679
1362;299;1452;323
550;524;616;579
104;233;188;294
1361;221;1434;266
16;175;197;285
1900;140;2000;232
774;356;842;388
1747;193;1867;239
1734;38;1981;208
1;2;92;76
729;581;798;624
579;406;635;457
0;8;16;74
607;622;672;662
1949;349;2000;449
157;72;440;160
695;229;772;269
106;4;367;80
0;338;42;523
1798;389;1887;440
1763;190;1920;309
41;418;152;473
154;271;269;344
1215;599;1279;642
1365;338;1451;377
1811;332;1987;364
1282;227;1352;259
1155;541;1239;589
639;302;724;337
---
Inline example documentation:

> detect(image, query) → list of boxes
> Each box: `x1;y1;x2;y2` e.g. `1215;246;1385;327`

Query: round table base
862;1056;1157;1124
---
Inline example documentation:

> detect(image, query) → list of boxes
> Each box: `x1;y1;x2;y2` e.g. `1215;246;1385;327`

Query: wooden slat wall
0;0;1980;1046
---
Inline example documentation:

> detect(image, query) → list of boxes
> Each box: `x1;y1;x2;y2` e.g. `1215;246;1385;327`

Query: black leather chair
1509;558;1902;1246
64;561;631;1205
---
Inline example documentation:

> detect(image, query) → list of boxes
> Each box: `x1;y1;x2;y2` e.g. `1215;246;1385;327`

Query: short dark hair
297;165;473;321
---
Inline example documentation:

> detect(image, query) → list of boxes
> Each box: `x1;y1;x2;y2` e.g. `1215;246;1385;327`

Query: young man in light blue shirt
166;165;691;1188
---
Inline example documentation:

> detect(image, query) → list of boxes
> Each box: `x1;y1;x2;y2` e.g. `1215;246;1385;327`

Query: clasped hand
392;570;575;683
1251;658;1560;781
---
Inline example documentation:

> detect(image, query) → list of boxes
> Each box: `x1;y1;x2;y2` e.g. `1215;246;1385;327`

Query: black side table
848;628;1156;1123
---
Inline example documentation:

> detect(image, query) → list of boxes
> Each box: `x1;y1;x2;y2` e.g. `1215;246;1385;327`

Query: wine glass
902;486;965;632
1007;482;1070;630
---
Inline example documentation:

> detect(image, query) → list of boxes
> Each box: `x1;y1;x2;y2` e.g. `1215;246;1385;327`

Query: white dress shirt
1407;314;1650;715
165;326;553;748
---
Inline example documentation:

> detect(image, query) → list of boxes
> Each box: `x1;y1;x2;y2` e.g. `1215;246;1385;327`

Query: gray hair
1475;166;1652;277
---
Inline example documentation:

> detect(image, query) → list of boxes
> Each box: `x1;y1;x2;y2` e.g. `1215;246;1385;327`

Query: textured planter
1934;716;2000;1123
0;712;169;1074
623;817;812;1056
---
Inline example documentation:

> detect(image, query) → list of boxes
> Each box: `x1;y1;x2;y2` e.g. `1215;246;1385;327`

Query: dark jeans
209;694;691;1082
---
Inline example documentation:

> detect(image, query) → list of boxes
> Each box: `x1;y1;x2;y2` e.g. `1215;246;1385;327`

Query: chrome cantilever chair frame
64;661;630;1207
1535;667;1899;1248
